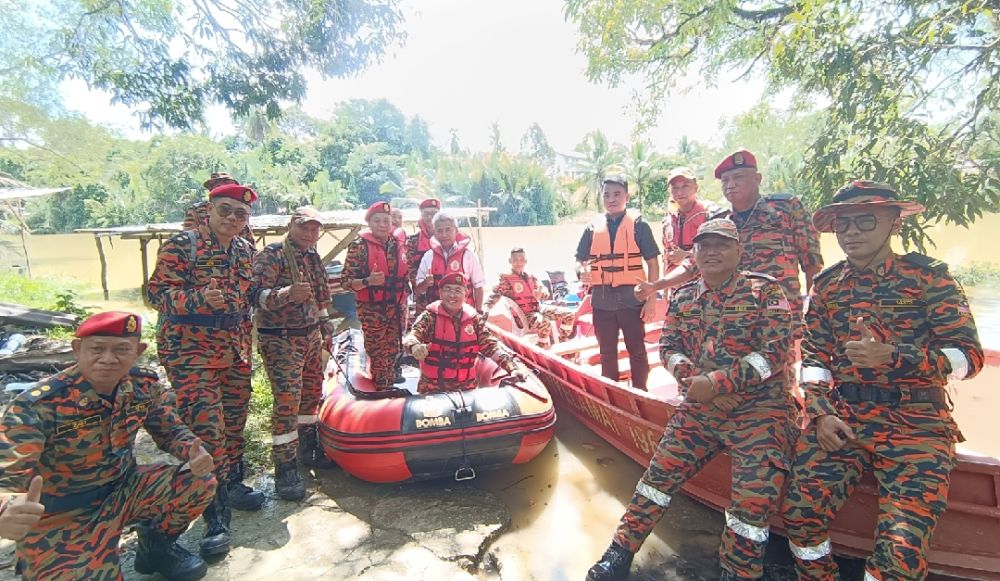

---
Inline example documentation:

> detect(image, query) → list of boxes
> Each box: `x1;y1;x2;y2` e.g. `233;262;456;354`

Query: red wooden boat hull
318;330;557;483
491;322;1000;580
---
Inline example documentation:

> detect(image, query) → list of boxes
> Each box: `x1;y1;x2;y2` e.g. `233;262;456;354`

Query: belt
166;314;248;329
257;324;319;338
837;384;950;410
40;482;115;513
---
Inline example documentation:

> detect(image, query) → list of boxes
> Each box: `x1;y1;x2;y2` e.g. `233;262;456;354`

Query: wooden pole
139;237;151;305
12;200;31;278
476;200;485;266
94;235;110;301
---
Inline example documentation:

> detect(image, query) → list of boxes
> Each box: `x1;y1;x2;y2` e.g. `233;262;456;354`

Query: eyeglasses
832;214;878;234
215;205;250;220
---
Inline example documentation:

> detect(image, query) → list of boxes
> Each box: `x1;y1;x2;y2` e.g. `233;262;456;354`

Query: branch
730;3;799;22
0;137;87;173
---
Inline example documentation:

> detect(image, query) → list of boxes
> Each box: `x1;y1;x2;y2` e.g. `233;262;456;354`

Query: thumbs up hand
0;475;45;540
368;270;386;287
204;278;226;309
845;316;894;368
187;438;214;477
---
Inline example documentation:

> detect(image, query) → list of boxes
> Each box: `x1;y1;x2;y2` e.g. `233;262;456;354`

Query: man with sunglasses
636;150;822;336
183;172;256;250
781;181;984;580
147;183;262;559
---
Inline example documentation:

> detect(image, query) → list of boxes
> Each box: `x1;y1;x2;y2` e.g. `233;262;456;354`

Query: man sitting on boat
404;272;525;394
414;211;485;312
781;181;984;581
587;218;797;581
484;247;576;346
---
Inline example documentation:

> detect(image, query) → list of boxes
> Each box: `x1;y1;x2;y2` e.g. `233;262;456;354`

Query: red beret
365;201;391;221
419;198;441;210
209;183;258;204
714;149;758;179
75;311;142;338
439;272;467;289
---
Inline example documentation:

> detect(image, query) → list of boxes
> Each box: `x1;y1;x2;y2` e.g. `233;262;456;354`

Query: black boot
134;525;208;581
298;424;336;469
719;569;756;581
226;457;265;511
275;459;306;501
393;365;406;384
199;488;232;558
586;542;634;581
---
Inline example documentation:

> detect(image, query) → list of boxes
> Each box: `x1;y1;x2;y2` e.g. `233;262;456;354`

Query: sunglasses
832;214;878;234
214;205;250;220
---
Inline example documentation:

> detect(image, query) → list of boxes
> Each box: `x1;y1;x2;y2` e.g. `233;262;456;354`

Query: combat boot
586;542;634;581
134;525;208;581
226;456;265;511
199;488;232;558
718;569;756;581
298;424;336;469
275;460;306;501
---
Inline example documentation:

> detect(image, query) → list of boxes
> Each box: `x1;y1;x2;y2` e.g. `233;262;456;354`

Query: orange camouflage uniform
254;239;332;464
146;228;256;482
0;366;215;579
484;272;575;342
782;253;984;580
612;271;796;579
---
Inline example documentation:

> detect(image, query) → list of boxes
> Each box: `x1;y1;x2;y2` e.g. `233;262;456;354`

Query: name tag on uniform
677;308;701;318
55;414;105;435
879;298;926;309
195;257;229;268
724;305;754;314
127;400;153;414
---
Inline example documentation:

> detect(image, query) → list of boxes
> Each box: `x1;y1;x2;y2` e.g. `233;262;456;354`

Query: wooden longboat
489;316;1000;580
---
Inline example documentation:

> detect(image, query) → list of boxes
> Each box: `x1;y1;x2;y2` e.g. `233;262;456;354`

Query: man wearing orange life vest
414;211;485;312
404;273;524;394
484;247;576;344
661;167;718;273
575;175;661;390
342;201;410;390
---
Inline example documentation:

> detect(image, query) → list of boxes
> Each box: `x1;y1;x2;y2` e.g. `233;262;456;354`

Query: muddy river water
1;220;997;580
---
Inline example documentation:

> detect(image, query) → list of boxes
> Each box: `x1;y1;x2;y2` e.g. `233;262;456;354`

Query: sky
64;0;765;155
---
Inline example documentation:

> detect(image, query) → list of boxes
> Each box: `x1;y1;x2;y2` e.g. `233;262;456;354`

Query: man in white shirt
414;211;485;311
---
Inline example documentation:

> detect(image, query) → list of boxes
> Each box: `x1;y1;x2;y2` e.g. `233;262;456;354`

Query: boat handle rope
445;390;476;482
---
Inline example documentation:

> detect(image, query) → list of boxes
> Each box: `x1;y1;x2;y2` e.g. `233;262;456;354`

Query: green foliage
0;1;405;129
565;0;1000;249
952;262;1000;288
245;359;275;470
0;272;88;313
52;290;92;319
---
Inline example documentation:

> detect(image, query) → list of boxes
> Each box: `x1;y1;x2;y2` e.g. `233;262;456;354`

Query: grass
952;262;1000;289
245;356;275;472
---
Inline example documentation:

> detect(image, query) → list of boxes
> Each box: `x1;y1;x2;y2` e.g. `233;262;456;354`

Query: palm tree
574;131;617;209
626;141;666;214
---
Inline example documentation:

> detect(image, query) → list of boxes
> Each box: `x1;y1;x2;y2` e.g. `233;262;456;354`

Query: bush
952;262;1000;288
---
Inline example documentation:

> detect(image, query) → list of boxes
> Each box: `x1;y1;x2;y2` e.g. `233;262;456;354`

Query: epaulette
814;260;846;283
744;270;778;282
901;252;948;272
707;207;730;220
766;192;794;201
675;278;701;293
19;376;70;402
265;241;283;252
129;366;160;380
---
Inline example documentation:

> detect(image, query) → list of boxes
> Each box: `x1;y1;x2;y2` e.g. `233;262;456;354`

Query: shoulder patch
814;260;846;283
744;270;778;282
708;207;730;220
901;252;948;272
676;278;700;292
20;376;70;402
766;192;794;201
129;366;160;380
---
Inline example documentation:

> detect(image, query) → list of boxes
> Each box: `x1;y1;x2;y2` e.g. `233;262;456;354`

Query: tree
520;123;556;168
489;122;505;154
574;131;618;209
0;0;405;129
564;0;1000;247
625;141;666;214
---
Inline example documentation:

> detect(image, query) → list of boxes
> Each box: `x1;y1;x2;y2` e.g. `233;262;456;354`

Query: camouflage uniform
254;239;332;464
146;228;255;485
612;272;795;579
406;223;434;314
484;273;575;342
404;304;520;394
183;201;256;250
782;254;984;580
0;365;215;579
703;194;823;326
343;234;408;390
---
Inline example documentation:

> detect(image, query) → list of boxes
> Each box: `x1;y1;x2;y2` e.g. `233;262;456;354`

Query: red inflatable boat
317;330;557;483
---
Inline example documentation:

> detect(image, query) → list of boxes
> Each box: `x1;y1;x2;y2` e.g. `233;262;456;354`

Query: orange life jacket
420;302;481;386
588;211;646;287
500;272;539;315
356;231;408;304
428;237;473;305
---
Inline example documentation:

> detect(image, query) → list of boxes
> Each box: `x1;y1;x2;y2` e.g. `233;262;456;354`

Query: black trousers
592;307;648;390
